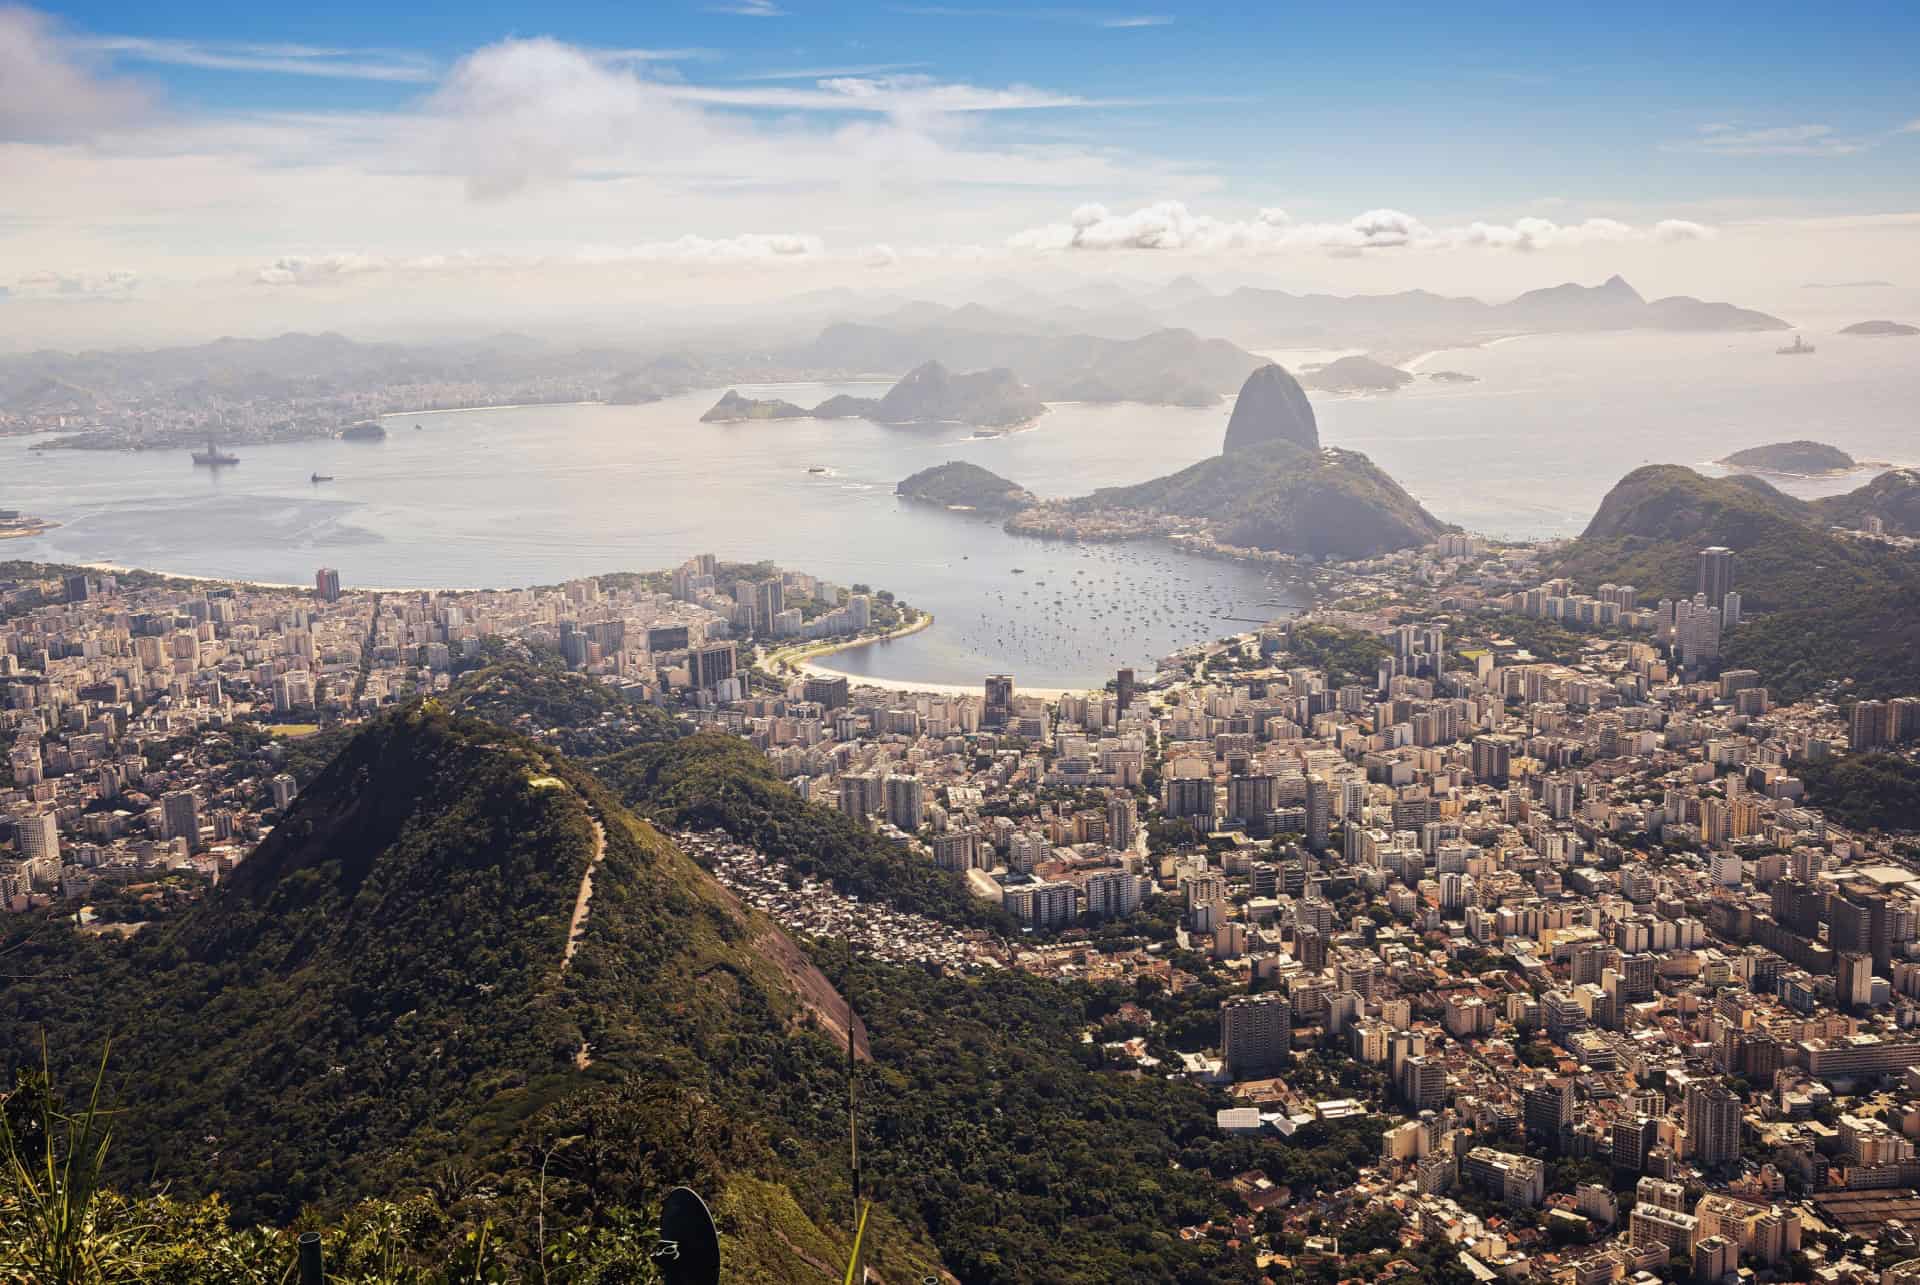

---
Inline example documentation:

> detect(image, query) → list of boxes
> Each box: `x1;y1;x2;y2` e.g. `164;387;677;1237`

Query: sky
2;0;1918;345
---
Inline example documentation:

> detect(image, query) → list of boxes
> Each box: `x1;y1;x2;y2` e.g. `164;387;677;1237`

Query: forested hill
0;697;1307;1282
441;656;1005;929
0;703;953;1281
1553;464;1920;698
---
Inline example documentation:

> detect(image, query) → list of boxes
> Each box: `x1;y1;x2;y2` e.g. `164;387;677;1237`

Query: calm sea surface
4;325;1915;687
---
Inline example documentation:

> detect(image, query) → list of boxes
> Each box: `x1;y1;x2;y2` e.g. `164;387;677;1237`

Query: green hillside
0;704;949;1281
2;701;1292;1282
1813;467;1920;536
1553;465;1920;698
1074;441;1447;558
591;731;1012;932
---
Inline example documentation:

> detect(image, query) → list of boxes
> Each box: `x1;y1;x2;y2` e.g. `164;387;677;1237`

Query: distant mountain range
3;273;1793;438
794;318;1266;406
702;359;1044;428
1162;273;1785;345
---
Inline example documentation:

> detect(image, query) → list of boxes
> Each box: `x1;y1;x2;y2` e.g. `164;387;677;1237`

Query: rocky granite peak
1222;363;1319;456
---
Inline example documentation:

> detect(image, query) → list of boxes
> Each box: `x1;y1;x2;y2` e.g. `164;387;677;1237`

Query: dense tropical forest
1798;751;1920;834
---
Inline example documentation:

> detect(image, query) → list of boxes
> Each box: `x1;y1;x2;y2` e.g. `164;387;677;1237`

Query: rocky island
701;360;1044;429
1010;364;1447;558
1718;440;1858;476
895;461;1037;514
700;390;810;422
1428;370;1480;384
1299;354;1415;393
1840;320;1919;337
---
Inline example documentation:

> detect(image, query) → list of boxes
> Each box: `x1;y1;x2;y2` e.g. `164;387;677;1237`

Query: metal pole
297;1231;324;1285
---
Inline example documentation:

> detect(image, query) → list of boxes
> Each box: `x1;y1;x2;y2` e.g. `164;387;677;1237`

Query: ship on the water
311;473;335;483
1776;335;1816;355
191;437;240;466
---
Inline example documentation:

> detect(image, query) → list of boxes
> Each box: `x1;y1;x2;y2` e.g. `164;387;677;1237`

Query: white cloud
253;235;828;286
0;5;150;141
71;35;436;82
1100;15;1173;27
669;74;1105;113
1670;123;1869;157
9;268;140;297
427;36;714;200
709;0;784;14
1009;202;1717;256
1899;119;1920;135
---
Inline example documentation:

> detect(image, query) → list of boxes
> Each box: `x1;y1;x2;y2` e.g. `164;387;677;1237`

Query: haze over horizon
4;0;1920;346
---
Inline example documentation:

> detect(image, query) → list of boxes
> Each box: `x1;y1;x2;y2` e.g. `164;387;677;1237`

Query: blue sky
3;0;1917;340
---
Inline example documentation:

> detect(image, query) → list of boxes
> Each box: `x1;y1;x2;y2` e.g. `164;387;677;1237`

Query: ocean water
1321;326;1920;540
0;381;1297;689
3;325;1914;686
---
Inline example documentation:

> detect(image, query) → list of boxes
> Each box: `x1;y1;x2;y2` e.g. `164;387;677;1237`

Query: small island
340;421;388;441
895;461;1036;514
1428;370;1480;384
1840;320;1918;337
1299;354;1415;393
700;390;810;422
1718;440;1858;477
702;360;1045;429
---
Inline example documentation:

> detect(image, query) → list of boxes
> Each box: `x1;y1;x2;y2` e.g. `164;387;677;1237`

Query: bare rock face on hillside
1222;364;1319;455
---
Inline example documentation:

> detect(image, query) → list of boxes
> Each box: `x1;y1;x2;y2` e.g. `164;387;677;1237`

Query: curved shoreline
773;613;1102;699
764;612;934;677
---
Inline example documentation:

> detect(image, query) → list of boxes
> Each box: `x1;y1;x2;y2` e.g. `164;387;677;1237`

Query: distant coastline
379;400;605;420
75;561;487;594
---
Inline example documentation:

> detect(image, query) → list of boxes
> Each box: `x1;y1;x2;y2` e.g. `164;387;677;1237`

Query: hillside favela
5;6;1920;1285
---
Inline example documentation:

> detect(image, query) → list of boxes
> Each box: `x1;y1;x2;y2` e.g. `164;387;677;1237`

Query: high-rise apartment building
1698;546;1735;606
1685;1082;1743;1169
688;642;737;691
1221;993;1291;1079
162;790;201;852
883;774;924;833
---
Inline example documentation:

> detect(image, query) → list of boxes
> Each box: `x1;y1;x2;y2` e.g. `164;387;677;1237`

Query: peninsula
1010;363;1447;558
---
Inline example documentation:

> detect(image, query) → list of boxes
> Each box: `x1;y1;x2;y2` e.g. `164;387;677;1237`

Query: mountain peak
1222;363;1319;455
1600;274;1644;301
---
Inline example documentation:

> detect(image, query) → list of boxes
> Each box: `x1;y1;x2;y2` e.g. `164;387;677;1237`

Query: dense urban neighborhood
4;532;1920;1285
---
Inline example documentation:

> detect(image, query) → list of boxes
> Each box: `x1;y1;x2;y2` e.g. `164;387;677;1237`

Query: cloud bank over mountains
1007;202;1715;256
0;3;1914;340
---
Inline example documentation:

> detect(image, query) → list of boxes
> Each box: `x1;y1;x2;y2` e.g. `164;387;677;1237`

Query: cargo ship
191;437;240;466
1776;335;1816;356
